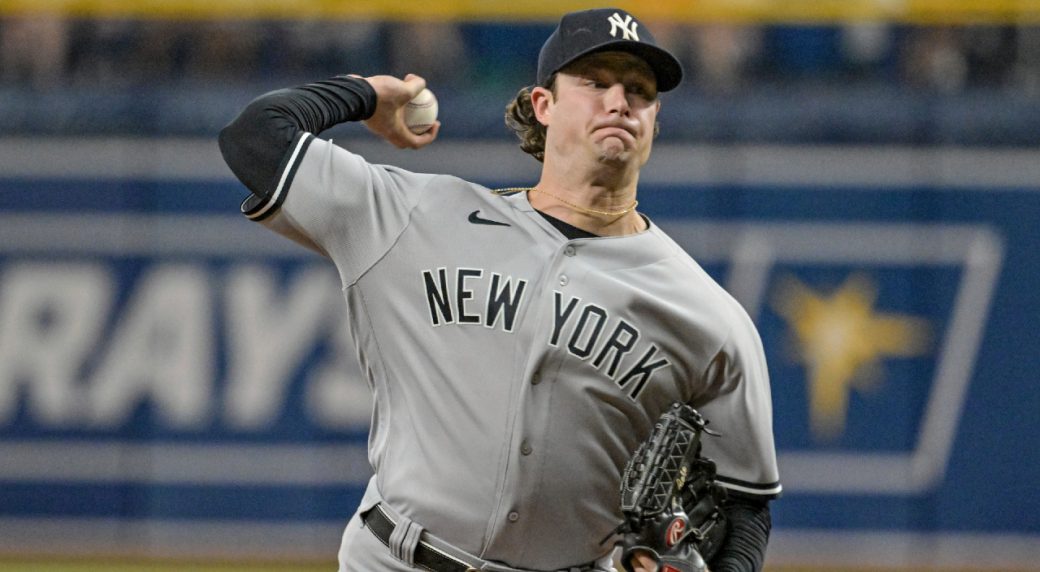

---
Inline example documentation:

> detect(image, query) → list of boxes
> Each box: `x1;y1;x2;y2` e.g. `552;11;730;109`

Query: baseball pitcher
219;8;781;572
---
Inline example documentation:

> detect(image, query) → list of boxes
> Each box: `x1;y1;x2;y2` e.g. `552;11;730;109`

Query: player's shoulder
359;158;489;198
649;224;756;324
312;137;488;194
647;225;718;284
415;172;503;200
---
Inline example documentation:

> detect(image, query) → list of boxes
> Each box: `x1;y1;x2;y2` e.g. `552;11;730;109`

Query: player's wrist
330;74;379;121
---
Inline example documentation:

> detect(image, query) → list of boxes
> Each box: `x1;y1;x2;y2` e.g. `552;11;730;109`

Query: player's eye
627;83;656;101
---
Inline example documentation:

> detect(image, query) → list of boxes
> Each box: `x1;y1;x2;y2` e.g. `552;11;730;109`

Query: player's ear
531;86;554;127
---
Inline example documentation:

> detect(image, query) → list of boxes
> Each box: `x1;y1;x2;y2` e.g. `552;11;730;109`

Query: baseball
404;88;438;135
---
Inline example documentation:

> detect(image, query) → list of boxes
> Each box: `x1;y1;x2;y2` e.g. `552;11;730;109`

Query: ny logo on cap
607;12;639;41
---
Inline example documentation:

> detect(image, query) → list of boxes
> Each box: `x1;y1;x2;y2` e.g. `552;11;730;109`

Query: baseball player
219;8;780;572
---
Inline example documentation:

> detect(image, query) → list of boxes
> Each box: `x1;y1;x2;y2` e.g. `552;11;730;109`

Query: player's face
540;52;660;169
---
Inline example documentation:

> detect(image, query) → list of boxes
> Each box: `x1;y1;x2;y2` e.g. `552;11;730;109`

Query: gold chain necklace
499;187;638;218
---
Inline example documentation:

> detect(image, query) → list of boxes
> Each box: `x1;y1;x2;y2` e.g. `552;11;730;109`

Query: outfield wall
0;139;1038;570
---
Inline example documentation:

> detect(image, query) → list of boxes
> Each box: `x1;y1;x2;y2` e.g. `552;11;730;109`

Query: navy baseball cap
537;8;683;92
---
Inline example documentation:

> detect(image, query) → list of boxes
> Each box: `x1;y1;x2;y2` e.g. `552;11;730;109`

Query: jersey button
531;372;542;385
507;511;519;522
558;274;569;286
521;440;533;455
564;245;576;257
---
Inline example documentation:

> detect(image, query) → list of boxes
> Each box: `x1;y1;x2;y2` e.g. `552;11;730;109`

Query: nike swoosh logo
468;210;511;227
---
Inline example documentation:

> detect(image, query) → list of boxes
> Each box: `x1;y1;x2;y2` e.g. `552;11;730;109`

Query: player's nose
603;83;630;116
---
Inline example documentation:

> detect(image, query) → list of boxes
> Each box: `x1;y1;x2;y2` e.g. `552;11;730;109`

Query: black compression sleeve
708;493;772;572
218;75;377;201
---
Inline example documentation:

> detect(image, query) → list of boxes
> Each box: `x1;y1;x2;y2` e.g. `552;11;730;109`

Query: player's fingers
422;121;441;141
363;74;413;106
395;121;439;150
402;73;428;99
380;120;435;150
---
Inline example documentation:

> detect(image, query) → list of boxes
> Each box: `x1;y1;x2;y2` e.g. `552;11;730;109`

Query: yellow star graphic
772;273;931;441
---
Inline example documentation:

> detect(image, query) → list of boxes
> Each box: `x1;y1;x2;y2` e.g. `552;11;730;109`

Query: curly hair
504;79;554;163
504;71;661;163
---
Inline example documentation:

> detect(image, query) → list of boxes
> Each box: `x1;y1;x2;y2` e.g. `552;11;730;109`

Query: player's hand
361;73;441;149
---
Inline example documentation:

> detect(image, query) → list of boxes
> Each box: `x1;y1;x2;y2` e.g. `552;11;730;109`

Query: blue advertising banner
0;142;1038;568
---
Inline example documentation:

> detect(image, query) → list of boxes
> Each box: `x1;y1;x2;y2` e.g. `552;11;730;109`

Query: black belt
362;505;478;572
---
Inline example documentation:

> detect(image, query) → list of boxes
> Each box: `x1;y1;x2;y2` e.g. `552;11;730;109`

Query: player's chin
595;138;633;164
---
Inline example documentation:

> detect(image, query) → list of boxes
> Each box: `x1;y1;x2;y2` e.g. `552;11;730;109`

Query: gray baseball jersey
246;133;781;571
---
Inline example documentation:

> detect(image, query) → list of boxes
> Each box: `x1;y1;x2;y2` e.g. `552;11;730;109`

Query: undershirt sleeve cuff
709;493;772;572
716;475;782;499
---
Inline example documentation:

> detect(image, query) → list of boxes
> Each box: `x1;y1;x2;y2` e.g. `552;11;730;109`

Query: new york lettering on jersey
420;265;672;400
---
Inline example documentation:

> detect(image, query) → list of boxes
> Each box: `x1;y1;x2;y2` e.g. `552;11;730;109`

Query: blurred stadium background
1;1;1038;571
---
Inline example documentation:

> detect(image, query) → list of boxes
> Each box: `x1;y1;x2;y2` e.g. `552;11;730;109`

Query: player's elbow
217;120;246;172
218;101;298;201
217;117;268;197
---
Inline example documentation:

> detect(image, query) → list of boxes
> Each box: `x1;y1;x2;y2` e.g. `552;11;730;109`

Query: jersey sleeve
694;308;783;499
242;132;437;285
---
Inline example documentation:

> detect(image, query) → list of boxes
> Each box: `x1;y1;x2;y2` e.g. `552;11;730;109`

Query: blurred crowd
3;15;1040;142
4;15;1040;95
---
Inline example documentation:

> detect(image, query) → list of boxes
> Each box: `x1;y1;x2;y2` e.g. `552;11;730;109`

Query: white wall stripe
0;213;312;257
0;441;372;486
0;517;343;559
2;138;1039;189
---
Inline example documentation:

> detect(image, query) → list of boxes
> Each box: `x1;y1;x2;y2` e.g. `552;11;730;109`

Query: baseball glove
615;403;728;572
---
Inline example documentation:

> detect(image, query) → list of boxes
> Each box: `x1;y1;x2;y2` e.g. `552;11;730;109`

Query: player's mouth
592;122;637;142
